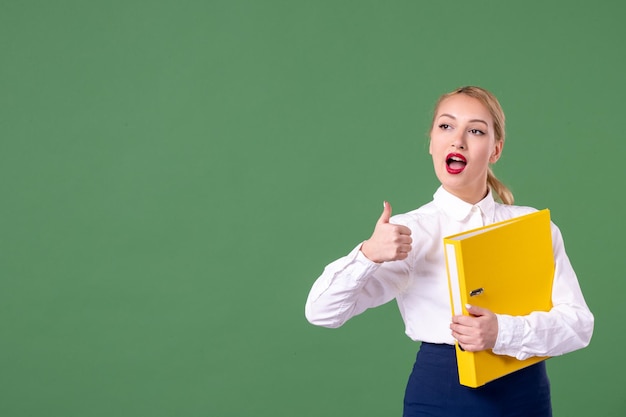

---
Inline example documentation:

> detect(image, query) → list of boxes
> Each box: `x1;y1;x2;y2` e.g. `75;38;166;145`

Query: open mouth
446;153;467;174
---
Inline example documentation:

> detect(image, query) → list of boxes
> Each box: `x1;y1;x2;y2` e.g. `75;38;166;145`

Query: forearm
493;304;594;359
305;244;403;328
493;223;595;359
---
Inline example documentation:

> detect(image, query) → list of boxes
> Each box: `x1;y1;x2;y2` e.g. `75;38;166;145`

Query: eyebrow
438;113;489;126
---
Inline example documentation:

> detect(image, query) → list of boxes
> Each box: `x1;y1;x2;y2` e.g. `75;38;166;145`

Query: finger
458;342;480;352
451;314;468;325
378;201;392;225
454;332;488;352
465;304;491;317
395;234;412;244
451;330;474;351
450;321;472;335
451;329;481;352
398;244;412;254
451;314;477;328
397;225;412;235
395;252;409;261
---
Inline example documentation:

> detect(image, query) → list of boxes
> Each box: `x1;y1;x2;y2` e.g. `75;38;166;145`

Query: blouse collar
432;186;496;223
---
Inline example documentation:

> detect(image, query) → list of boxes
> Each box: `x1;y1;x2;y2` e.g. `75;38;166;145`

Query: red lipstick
446;153;467;174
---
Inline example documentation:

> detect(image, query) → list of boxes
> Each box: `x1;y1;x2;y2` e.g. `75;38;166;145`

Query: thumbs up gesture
361;201;413;263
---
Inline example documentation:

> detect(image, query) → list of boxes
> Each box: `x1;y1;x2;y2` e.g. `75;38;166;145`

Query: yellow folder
443;209;554;388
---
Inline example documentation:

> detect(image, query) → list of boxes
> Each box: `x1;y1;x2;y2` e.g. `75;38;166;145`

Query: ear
489;140;503;163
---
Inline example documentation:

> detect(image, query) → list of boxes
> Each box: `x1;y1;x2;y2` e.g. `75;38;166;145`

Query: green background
2;1;624;416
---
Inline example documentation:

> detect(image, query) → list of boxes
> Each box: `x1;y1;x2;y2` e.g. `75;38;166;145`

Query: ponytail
487;168;514;205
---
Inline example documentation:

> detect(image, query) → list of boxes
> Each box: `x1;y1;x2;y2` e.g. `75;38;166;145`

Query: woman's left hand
450;304;498;352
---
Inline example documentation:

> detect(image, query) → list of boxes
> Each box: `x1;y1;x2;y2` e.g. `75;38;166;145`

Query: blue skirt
403;343;552;417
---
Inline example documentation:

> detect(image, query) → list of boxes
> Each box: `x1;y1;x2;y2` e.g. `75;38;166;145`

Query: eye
439;123;452;130
469;128;485;135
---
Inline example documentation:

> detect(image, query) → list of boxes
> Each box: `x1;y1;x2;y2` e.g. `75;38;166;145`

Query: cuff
324;242;381;286
493;314;526;359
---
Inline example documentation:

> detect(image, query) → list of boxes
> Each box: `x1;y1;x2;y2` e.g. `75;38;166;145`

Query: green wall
2;1;624;416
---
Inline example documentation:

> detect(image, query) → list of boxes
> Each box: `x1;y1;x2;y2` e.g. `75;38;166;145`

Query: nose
451;131;467;150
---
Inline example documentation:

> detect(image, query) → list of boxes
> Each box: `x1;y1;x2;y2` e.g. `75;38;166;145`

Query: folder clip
469;288;484;297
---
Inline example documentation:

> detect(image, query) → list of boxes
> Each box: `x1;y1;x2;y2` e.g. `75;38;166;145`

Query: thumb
378;201;392;224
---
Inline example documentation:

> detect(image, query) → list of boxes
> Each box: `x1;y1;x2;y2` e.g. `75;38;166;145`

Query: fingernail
465;304;472;310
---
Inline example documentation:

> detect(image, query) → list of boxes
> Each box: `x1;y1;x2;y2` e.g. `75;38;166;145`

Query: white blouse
305;187;594;360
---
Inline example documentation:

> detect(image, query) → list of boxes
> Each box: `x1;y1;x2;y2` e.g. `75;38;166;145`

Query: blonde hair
432;86;514;205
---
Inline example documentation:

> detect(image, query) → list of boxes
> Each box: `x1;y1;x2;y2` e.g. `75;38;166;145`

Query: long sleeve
492;222;594;360
305;243;411;328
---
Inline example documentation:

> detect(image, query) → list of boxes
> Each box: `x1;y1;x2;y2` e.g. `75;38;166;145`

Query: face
429;94;503;204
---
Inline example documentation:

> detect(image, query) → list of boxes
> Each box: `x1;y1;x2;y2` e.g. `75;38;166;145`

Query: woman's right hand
360;201;413;263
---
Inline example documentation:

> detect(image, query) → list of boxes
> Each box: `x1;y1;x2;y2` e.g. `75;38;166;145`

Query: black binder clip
469;288;484;297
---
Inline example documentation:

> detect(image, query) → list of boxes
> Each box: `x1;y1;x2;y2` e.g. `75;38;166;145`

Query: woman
305;86;594;416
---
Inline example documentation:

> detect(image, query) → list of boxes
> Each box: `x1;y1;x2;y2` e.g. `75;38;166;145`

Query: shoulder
494;203;566;243
388;200;442;230
493;202;539;221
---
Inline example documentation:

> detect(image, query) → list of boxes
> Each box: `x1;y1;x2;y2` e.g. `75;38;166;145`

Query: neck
443;185;489;205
